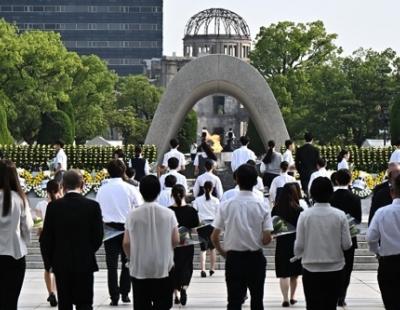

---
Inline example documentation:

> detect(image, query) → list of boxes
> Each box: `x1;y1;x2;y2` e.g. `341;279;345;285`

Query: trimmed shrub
37;111;74;145
178;110;198;153
0;105;13;144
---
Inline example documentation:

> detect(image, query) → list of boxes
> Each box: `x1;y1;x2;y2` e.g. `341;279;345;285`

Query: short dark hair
236;164;258;191
167;157;179;170
336;169;352;186
317;157;327;168
280;161;289;172
126;167;136;179
140;175;161;202
246;159;256;167
107;159;126;178
55;139;65;148
170;139;179;148
310;177;334;203
113;149;125;159
239;136;250;146
285;139;293;149
63;169;83;191
165;175;177;188
330;171;338;185
304;132;313;142
395;140;400;147
134;145;142;155
392;174;400;197
205;159;214;171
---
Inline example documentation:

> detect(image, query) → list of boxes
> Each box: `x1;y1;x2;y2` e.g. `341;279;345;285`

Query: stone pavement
20;270;384;309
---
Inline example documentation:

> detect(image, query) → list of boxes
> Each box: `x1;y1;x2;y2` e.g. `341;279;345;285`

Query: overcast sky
164;0;399;56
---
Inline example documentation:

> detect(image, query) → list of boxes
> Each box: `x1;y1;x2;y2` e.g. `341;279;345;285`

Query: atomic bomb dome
183;8;251;59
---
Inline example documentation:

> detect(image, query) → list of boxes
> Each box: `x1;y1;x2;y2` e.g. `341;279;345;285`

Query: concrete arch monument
145;54;289;162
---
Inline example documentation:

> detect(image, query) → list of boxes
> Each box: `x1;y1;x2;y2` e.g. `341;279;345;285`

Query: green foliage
37;111;74;145
0;105;13;144
0;144;157;170
177;110;197;153
391;97;400;144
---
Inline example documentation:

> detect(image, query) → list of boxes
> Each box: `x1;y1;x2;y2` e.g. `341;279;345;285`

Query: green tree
70;55;117;144
0;104;13;144
114;75;162;143
177;110;197;153
108;108;138;145
37;111;74;145
391;97;400;144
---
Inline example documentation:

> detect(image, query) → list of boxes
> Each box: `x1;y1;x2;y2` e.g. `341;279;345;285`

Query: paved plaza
20;270;384;309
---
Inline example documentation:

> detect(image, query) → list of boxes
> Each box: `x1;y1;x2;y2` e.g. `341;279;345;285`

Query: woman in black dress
169;184;200;306
272;182;304;307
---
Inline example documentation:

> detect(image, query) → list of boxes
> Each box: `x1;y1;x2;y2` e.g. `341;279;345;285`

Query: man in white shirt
231;136;256;172
53;140;67;173
159;157;188;191
96;160;143;306
269;161;297;204
308;157;329;195
160;138;186;174
367;174;400;310
123;175;179;309
389;140;400;163
221;170;265;203
295;177;352;310
193;159;224;200
211;164;273;309
282;139;295;169
158;175;176;207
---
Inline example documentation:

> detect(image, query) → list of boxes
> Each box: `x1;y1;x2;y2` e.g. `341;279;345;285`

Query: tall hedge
390;97;400;145
0;105;13;144
178;110;198;153
246;119;265;156
58;102;76;140
37;111;74;145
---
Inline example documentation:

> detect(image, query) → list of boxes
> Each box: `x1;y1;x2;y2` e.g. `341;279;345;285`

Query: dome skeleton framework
184;8;251;38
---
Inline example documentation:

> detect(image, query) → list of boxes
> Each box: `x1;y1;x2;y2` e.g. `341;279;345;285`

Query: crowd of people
0;135;400;310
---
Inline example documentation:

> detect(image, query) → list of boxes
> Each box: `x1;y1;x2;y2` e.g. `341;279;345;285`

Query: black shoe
47;293;58;307
200;271;207;278
282;301;290;307
209;270;215;277
110;299;118;306
174;296;180;304
180;289;187;306
121;295;131;303
290;299;297;305
338;298;347;307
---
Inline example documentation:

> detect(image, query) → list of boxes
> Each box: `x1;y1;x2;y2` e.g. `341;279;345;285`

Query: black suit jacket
295;143;320;179
368;181;392;225
40;192;104;273
331;189;362;249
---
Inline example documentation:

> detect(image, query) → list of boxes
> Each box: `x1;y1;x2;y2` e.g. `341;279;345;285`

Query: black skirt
275;233;302;278
172;245;195;289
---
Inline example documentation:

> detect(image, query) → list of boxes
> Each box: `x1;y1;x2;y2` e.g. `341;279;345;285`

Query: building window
213;96;225;115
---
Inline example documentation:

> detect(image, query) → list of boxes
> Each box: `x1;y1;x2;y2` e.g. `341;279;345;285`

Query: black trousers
262;173;279;189
0;255;26;310
225;250;266;310
302;268;342;310
339;247;355;301
54;271;94;310
378;255;400;310
131;274;173;310
104;233;131;301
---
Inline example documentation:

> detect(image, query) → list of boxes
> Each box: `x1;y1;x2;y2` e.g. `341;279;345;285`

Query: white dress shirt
231;146;256;172
269;172;297;203
35;200;48;219
221;186;265;202
255;177;264;192
0;191;33;259
193;152;207;167
96;178;143;223
213;191;273;251
125;202;178;279
157;188;174;208
308;167;329;194
193;171;224;199
55;148;67;171
282;149;295;166
389;149;400;164
368;198;400;256
162;148;186;170
159;170;188;191
294;203;352;272
193;194;220;221
337;159;349;170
